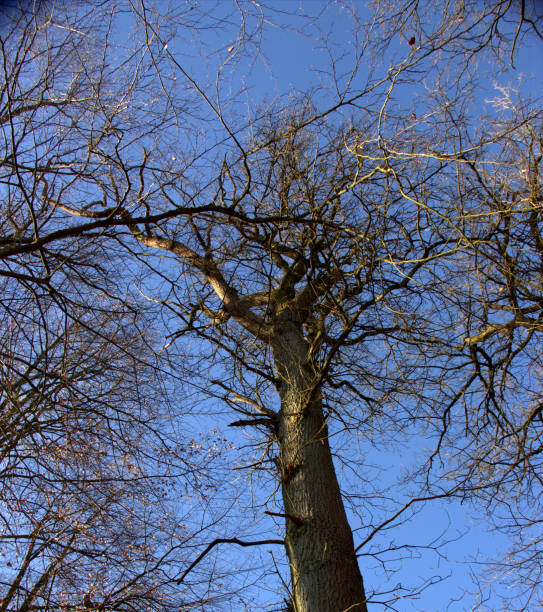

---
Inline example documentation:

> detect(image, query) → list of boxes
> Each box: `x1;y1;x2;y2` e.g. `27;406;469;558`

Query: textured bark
272;322;367;612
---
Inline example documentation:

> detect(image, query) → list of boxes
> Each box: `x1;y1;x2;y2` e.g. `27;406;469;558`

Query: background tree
0;306;202;611
425;93;543;608
356;4;543;603
0;3;239;609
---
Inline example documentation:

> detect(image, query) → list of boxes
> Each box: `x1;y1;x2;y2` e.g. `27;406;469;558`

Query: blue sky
134;3;542;609
2;1;541;610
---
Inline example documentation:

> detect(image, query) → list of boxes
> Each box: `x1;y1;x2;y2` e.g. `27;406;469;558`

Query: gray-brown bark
273;320;367;612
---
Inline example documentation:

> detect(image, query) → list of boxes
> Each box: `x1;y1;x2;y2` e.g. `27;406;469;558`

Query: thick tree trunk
272;323;367;612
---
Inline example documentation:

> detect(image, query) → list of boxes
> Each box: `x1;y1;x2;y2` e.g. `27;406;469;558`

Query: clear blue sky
142;3;542;609
7;2;538;610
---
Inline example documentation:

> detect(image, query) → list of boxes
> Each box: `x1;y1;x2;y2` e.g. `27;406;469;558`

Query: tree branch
176;537;283;584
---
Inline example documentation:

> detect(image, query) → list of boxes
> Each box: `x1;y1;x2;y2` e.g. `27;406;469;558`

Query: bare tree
422;92;543;608
0;3;240;609
1;0;542;610
0;230;236;610
123;112;461;610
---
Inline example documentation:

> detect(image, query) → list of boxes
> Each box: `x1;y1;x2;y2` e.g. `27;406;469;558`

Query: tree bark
272;321;367;612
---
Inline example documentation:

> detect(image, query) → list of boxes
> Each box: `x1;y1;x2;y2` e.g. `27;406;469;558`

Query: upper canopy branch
463;314;543;346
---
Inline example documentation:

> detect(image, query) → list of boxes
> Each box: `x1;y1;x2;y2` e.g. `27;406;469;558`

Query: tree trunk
272;323;367;612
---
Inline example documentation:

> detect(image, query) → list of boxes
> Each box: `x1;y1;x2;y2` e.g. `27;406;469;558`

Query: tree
0;4;237;609
120;109;469;611
0;175;233;609
1;0;541;610
0;308;185;611
426;91;543;607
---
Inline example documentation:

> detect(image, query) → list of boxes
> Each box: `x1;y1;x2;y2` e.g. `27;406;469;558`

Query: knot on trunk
281;460;302;483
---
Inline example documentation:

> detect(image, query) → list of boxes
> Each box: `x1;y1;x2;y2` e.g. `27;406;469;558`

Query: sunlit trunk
272;323;367;612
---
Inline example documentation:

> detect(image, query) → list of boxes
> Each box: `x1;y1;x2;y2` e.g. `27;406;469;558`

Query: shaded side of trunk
272;323;367;612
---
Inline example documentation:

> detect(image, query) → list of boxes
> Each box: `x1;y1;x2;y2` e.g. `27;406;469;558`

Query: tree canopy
1;1;542;610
